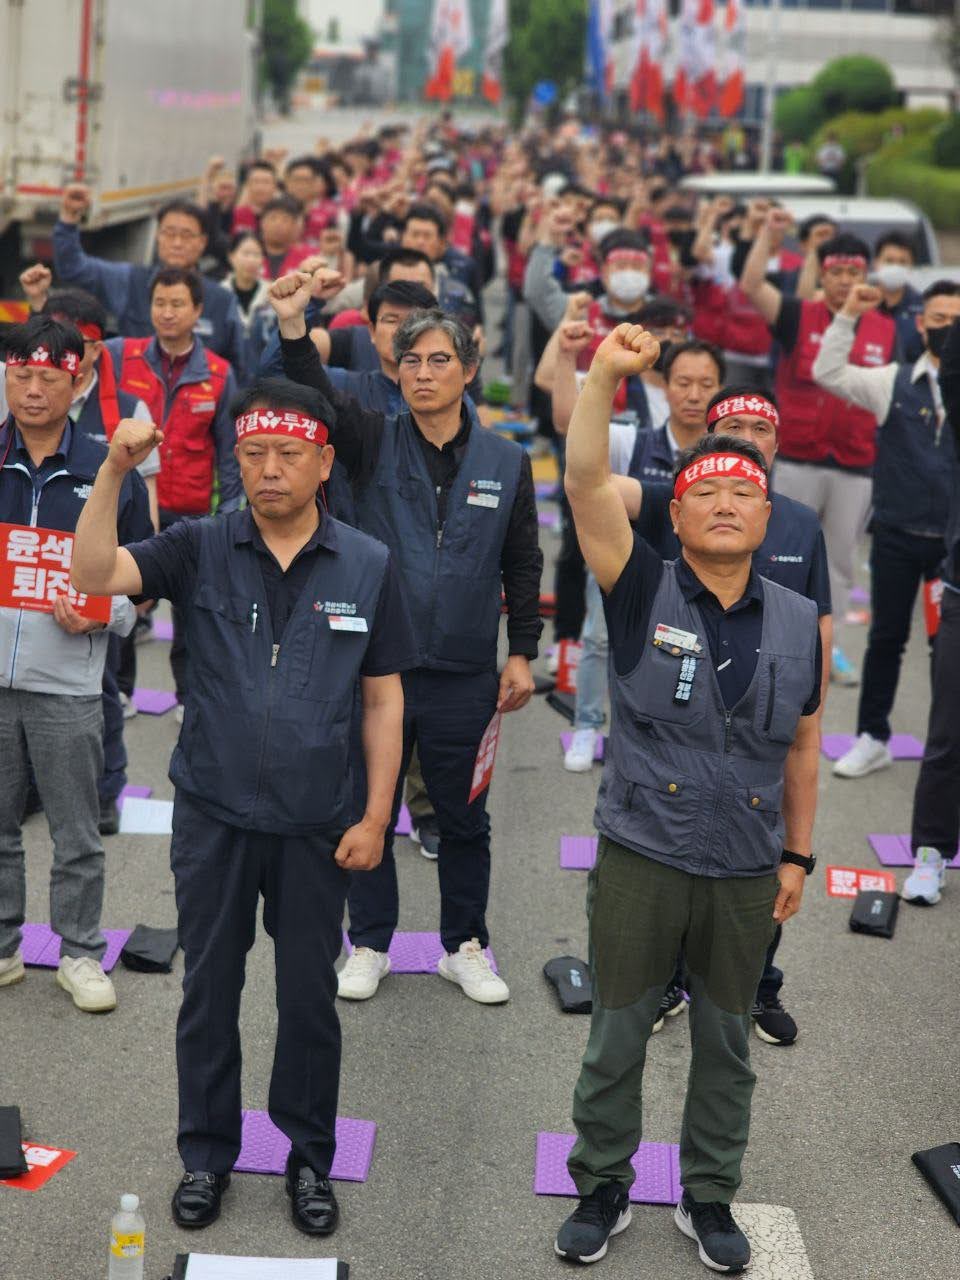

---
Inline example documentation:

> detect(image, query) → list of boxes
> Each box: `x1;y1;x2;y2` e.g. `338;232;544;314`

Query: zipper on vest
763;661;776;733
723;710;732;752
271;643;280;668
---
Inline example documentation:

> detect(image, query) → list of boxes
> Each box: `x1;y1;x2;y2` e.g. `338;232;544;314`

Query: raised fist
766;207;793;235
19;263;53;310
268;270;315;320
557;321;593;357
60;183;91;224
841;283;882;318
591;323;661;382
107;420;163;475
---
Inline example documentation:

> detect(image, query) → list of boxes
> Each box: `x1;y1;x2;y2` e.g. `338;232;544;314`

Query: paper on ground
733;1204;814;1280
118;797;174;835
185;1257;341;1279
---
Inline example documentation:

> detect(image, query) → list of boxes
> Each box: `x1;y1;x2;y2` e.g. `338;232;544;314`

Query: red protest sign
1;1142;77;1192
924;577;943;640
468;710;502;804
555;639;582;695
0;523;111;623
825;865;897;899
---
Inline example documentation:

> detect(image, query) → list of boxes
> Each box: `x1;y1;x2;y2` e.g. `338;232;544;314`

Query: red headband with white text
706;394;780;431
821;254;867;271
674;453;769;501
5;346;80;378
235;409;329;446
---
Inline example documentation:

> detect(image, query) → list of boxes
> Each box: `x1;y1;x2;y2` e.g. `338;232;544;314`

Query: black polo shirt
130;504;416;674
604;533;821;713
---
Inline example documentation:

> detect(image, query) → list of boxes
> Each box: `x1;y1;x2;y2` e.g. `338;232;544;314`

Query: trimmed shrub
774;87;827;145
811;56;898;118
933;115;960;169
866;135;960;230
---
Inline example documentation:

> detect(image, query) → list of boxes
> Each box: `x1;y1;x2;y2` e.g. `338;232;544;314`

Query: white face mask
589;219;619;245
874;263;910;291
608;269;649;303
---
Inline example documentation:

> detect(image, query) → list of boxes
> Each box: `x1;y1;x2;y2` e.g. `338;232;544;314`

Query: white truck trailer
0;0;258;291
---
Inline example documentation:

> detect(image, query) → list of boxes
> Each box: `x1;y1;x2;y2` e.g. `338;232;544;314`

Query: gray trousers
773;459;872;622
0;688;106;961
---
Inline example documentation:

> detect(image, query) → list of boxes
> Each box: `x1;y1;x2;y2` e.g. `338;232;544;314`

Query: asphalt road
3;107;960;1279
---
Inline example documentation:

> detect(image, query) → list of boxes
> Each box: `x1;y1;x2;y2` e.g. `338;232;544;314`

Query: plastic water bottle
108;1193;144;1279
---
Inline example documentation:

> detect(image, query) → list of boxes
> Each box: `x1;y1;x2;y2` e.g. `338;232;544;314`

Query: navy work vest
354;405;521;672
874;364;956;538
627;423;674;483
73;386;139;446
169;509;389;834
595;563;818;878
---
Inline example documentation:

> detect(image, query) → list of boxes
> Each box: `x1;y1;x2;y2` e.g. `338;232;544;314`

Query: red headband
50;314;103;343
822;254;866;271
707;395;780;431
235;409;329;446
605;248;650;267
674;453;768;501
5;346;80;378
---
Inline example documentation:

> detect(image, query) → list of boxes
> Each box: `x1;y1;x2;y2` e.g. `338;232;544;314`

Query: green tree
261;0;314;115
505;0;586;122
811;56;897;118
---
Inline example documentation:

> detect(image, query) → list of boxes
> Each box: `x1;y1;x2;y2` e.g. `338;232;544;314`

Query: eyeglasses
398;353;455;370
158;227;203;242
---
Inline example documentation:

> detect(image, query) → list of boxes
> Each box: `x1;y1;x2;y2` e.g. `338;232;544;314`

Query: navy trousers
347;667;499;953
171;791;349;1176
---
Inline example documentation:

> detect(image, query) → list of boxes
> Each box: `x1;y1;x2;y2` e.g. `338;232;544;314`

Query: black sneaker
751;996;798;1045
652;981;687;1034
554;1182;631;1263
674;1191;750;1273
98;797;120;837
411;816;440;861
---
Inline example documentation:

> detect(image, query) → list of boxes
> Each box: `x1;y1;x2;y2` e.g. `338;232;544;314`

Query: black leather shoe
171;1170;230;1228
98;797;120;837
285;1156;339;1236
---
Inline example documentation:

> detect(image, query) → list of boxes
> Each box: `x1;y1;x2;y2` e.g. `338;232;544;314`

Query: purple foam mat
153;618;174;641
538;510;560;529
535;481;558;501
235;1110;376;1181
342;931;497;974
849;586;870;605
821;733;924;761
118;784;152;807
534;1133;680;1204
394;805;412;837
21;924;132;972
559;835;598;870
868;834;960;869
560;732;605;762
131;688;179;716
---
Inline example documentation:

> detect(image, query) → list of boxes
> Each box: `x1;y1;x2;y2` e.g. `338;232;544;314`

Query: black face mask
926;325;949;359
668;228;694;250
652;340;672;374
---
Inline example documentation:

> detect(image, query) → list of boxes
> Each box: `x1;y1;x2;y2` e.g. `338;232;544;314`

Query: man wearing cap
555;323;821;1273
741;215;896;684
71;377;417;1236
0;316;151;1013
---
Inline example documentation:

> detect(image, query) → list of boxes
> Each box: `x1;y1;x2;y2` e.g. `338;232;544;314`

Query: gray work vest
595;562;818;878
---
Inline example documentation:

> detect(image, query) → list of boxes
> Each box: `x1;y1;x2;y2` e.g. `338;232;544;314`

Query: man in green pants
556;323;821;1273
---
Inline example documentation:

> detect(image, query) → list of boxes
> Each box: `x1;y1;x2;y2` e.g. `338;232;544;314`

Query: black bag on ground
120;925;179;973
849;890;900;939
0;1106;29;1178
543;956;592;1014
912;1143;960;1225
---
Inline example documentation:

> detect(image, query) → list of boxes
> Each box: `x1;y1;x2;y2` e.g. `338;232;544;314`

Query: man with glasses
271;270;543;1006
53;184;248;380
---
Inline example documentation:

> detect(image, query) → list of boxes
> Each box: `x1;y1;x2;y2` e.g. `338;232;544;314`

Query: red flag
674;0;716;118
717;0;745;117
630;0;667;121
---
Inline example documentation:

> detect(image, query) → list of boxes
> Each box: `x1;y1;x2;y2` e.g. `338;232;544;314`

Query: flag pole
759;0;781;171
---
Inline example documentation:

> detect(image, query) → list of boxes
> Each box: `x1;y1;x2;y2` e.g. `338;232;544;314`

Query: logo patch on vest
317;600;357;615
769;553;804;563
190;400;216;413
73;484;93;500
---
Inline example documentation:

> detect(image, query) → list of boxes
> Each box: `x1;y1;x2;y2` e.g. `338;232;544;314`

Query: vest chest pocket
627;644;707;727
757;654;815;744
291;618;369;703
190;584;257;691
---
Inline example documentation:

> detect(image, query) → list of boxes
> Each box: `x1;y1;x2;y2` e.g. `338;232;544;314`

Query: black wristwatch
780;850;817;876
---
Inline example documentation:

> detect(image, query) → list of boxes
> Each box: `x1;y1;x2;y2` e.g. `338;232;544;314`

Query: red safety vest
721;250;803;358
775;301;895;468
578;301;628;413
691;278;728;347
118;338;229;514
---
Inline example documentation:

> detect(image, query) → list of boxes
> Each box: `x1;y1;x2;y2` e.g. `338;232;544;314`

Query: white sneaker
56;955;117;1012
118;692;138;720
437;939;510;1004
0;950;25;988
564;728;598;773
337;947;390;1000
546;647;559;676
174;703;185;725
833;732;893;779
903;847;947;906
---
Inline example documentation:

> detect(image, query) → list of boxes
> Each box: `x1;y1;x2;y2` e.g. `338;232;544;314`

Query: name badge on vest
328;615;368;633
467;492;500;509
193;318;213;337
190;400;216;413
653;623;703;656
